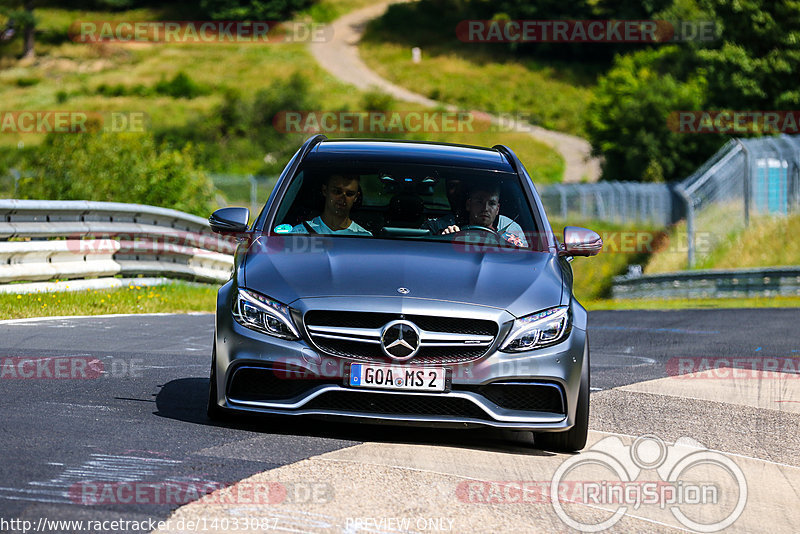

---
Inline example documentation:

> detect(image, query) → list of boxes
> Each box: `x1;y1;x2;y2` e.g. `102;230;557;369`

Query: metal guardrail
0;199;235;291
612;266;800;299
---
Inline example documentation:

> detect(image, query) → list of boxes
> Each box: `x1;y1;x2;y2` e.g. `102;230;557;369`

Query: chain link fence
676;134;800;268
539;182;677;226
209;174;279;215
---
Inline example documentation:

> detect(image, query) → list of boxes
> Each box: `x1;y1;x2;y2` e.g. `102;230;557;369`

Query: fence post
735;139;750;227
559;186;567;220
248;175;258;216
10;168;20;197
580;189;587;219
676;185;695;269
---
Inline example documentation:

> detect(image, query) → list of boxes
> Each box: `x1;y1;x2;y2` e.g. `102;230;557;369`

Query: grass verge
0;4;563;184
584;296;800;311
2;281;796;321
359;2;597;138
551;219;657;301
0;282;217;320
646;213;800;274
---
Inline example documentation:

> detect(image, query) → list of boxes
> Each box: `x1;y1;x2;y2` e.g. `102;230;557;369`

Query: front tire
534;345;590;452
206;346;226;421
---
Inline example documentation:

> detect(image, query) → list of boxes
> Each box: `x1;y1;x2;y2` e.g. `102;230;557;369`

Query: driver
291;174;372;235
442;185;527;247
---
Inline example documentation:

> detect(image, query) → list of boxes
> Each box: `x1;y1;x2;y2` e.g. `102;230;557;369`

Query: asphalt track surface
0;310;798;533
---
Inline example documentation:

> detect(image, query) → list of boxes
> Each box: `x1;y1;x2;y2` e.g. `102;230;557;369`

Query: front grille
303;310;498;364
303;391;490;420
228;366;339;402
458;382;565;414
311;339;488;364
305;311;496;336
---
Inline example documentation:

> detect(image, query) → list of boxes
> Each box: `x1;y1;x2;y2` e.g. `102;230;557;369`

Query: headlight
499;306;570;352
233;288;300;340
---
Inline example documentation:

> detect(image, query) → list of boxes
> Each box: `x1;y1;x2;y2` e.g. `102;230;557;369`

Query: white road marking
618;368;800;413
44;402;114;411
0;312;212;326
0;453;181;505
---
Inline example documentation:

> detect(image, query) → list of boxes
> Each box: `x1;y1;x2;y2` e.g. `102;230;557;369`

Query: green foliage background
16;132;217;216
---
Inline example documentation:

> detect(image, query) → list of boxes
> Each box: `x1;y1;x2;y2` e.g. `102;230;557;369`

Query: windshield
269;161;544;250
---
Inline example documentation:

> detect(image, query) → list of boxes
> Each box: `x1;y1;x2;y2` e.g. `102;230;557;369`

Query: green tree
17;132;217;216
584;46;723;181
0;0;35;58
199;0;316;20
695;0;800;108
585;0;800;181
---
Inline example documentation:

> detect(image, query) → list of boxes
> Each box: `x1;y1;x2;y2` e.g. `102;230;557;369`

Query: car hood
243;236;564;317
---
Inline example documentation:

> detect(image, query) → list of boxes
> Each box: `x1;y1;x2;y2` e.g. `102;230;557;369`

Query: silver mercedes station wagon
207;136;602;451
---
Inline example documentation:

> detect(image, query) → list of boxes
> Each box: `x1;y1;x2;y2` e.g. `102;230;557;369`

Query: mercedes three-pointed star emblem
380;320;421;360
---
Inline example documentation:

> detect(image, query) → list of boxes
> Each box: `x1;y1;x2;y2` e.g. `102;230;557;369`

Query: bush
199;0;317;20
155;72;319;175
15;77;40;87
361;89;394;112
16;132;217;216
153;72;209;99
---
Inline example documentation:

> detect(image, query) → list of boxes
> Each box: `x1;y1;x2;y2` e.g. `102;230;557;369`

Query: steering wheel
453;225;505;246
460;225;497;234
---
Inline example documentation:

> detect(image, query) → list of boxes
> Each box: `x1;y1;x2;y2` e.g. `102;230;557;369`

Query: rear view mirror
559;226;602;257
209;207;250;234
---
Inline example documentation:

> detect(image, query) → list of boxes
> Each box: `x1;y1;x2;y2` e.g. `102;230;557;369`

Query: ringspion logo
550;435;747;532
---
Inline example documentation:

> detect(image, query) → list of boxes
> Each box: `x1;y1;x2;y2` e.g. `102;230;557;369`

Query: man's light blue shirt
290;216;372;236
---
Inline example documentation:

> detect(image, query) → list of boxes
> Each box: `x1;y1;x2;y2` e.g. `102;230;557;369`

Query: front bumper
212;282;587;431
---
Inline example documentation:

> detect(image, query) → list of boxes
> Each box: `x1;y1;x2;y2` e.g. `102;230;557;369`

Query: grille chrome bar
307;324;493;347
310;332;382;344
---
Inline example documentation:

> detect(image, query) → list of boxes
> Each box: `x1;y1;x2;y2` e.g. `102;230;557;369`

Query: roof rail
298;134;327;162
492;144;519;173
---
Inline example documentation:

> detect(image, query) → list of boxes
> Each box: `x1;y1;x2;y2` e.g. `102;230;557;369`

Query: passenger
291;174;372;235
421;177;467;234
441;185;528;247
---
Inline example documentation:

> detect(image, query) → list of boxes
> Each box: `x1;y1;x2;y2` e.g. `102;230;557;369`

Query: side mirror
209;207;250;234
559;226;602;257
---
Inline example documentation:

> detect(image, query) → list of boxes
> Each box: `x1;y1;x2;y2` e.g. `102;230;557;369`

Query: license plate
346;363;449;392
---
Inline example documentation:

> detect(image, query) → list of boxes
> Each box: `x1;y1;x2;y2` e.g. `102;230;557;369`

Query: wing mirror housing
559;226;602;257
209;207;250;235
